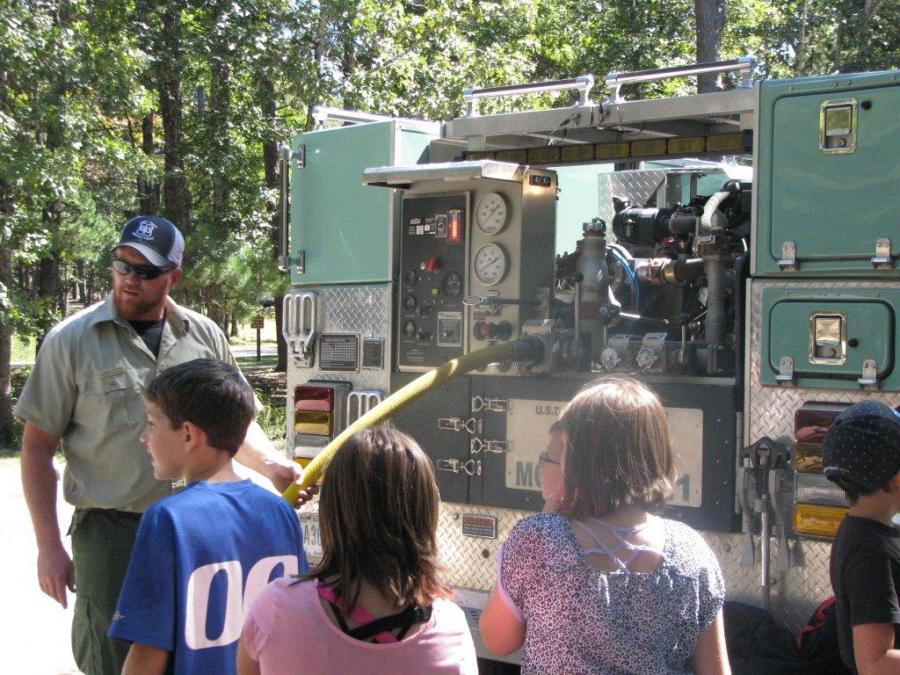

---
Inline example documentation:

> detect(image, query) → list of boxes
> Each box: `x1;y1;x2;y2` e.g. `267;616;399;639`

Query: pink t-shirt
242;578;478;675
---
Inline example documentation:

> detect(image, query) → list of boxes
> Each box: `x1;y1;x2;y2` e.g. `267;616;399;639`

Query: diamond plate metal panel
596;176;616;230
775;539;835;632
285;285;393;451
697;532;834;633
747;278;900;632
609;170;668;208
747;279;900;443
437;503;529;591
436;503;818;635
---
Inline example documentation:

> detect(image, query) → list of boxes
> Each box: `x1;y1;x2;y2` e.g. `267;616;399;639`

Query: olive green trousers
69;508;141;675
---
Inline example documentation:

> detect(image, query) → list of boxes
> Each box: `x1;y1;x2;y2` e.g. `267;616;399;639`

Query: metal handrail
311;105;394;129
605;56;756;103
277;144;291;272
462;74;594;117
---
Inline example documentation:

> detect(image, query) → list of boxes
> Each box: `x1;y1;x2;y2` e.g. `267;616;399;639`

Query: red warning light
448;211;462;243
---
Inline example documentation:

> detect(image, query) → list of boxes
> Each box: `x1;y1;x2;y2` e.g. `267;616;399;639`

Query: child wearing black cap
825;399;900;674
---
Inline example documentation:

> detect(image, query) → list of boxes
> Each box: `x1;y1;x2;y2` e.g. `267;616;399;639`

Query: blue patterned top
497;512;725;674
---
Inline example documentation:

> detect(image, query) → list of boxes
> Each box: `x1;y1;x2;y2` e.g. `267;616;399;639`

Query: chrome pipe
311;105;394;128
463;75;594;117
605;56;756;102
277;144;291;272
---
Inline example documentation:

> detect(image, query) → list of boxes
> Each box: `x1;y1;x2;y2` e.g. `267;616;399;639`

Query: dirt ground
0;453;283;675
0;457;80;674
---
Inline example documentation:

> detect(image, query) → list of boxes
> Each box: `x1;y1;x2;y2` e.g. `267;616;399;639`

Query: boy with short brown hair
110;359;307;675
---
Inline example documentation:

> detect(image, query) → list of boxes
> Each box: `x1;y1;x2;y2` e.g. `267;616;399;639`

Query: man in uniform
17;215;303;674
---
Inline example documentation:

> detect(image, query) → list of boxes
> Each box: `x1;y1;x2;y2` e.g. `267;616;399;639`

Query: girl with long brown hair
480;377;729;674
238;426;477;674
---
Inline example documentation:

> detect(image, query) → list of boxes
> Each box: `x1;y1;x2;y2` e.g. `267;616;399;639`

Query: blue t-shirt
110;480;307;674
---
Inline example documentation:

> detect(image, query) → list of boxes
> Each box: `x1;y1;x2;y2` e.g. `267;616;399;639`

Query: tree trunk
0;179;13;447
209;4;232;230
340;8;358;109
36;2;69;336
0;58;14;445
694;0;728;93
305;3;330;132
138;112;159;214
259;73;288;371
153;0;192;232
851;0;884;71
796;0;810;75
59;261;68;317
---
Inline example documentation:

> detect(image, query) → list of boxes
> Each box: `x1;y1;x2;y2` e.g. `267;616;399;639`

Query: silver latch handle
282;292;318;357
297;292;318;355
463;75;594;117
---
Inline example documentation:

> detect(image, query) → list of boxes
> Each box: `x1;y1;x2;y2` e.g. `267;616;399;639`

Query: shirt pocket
78;367;144;432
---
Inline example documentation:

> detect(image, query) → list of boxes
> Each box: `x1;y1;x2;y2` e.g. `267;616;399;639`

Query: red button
426;256;441;273
480;322;497;339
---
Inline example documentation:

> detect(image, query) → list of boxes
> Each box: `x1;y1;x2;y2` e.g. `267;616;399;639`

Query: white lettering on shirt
184;556;299;650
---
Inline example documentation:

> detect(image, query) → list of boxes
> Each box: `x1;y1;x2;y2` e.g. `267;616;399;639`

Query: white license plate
299;513;323;559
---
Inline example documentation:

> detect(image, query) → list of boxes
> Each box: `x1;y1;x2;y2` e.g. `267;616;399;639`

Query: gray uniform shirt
15;296;239;512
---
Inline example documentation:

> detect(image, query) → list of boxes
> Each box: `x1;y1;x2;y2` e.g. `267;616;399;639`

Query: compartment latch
809;312;846;365
438;417;482;434
777;241;797;271
437;458;481;476
469;438;510;455
857;359;878;388
471;396;508;413
871;238;894;270
775;356;795;384
819;99;857;154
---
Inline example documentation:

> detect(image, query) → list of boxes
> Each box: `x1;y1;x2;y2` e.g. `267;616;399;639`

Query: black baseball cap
823;400;900;493
116;215;184;268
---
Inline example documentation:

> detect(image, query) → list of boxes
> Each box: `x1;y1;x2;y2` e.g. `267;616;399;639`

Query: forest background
1;0;897;447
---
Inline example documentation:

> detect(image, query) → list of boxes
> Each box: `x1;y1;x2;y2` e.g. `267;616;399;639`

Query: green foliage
251;382;286;443
2;0;896;348
0;367;31;455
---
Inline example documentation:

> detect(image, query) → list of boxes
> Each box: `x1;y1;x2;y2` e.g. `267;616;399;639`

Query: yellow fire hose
283;339;539;504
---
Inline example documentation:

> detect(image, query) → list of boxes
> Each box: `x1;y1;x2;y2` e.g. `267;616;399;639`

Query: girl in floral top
480;377;729;674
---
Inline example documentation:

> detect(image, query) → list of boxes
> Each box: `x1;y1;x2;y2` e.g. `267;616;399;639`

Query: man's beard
114;286;166;320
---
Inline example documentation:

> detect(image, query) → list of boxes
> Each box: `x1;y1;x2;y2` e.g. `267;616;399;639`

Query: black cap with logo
116;216;185;268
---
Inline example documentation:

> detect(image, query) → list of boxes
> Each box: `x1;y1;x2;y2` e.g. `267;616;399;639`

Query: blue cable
609;248;639;309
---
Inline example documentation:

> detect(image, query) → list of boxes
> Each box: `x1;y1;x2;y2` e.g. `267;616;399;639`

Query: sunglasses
112;258;174;280
538;451;561;467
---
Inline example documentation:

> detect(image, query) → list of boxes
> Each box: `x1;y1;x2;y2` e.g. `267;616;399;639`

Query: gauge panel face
473;243;509;286
398;193;468;370
474;192;509;235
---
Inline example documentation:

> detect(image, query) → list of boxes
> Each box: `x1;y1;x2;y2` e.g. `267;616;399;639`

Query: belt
78;507;143;520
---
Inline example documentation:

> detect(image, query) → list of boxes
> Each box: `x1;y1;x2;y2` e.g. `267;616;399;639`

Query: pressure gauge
473;243;509;286
474;192;509;235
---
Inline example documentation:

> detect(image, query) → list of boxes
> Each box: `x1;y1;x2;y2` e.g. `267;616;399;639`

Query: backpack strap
346;604;433;642
796;596;837;649
316;582;432;644
317;582;399;644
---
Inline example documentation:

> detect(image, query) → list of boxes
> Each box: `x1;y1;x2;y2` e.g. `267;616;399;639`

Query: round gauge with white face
473;243;509;286
474;192;509;234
